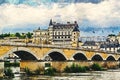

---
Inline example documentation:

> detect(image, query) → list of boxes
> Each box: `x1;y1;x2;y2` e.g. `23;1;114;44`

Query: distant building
33;19;80;46
100;33;120;52
82;41;98;49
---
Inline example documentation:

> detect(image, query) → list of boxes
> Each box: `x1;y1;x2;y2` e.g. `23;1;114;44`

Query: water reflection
3;69;120;80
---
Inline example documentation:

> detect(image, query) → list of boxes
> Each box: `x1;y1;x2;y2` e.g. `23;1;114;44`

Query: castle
32;19;80;47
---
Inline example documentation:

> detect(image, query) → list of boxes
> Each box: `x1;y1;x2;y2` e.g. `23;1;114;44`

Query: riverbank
18;69;120;80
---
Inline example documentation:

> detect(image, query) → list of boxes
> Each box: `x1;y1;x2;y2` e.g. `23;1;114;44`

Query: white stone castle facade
32;19;80;46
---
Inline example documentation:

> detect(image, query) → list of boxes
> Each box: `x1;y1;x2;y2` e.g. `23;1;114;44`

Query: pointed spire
73;26;79;32
49;19;53;26
38;27;40;30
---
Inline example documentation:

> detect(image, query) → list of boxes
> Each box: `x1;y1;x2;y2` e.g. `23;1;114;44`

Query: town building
100;33;120;52
32;19;80;47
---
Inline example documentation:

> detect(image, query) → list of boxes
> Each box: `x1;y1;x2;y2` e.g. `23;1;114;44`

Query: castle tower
72;21;80;47
48;19;53;44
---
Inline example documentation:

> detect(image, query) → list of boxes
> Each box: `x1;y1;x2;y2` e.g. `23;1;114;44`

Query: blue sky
0;0;120;36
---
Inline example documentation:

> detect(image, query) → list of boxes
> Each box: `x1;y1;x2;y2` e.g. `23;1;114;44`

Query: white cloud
0;0;119;31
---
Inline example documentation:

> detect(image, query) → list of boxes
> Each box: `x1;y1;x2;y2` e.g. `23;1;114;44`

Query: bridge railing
0;41;119;54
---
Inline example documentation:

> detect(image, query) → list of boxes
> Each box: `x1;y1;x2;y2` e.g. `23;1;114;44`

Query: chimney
74;21;77;24
67;22;70;24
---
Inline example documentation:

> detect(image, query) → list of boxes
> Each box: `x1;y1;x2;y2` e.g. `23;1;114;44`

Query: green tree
26;32;32;39
15;32;21;38
4;68;14;77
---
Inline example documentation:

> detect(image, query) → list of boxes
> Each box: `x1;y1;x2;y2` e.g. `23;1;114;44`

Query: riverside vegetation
23;63;104;76
4;63;117;77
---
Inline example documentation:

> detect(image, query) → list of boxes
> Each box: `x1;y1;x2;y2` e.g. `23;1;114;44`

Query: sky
0;0;120;37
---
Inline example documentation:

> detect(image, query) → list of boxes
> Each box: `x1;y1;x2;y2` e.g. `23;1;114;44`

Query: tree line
0;32;33;39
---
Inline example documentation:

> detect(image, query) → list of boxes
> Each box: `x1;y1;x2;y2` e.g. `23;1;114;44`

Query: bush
34;67;41;75
64;64;86;73
91;63;103;71
4;68;14;77
24;67;32;76
44;67;56;76
4;62;20;67
64;66;71;73
84;66;90;71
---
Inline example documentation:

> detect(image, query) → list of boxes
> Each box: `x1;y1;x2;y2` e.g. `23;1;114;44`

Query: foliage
0;32;33;39
64;64;86;73
44;67;57;76
91;63;103;71
4;68;14;77
26;32;33;39
24;67;33;76
4;62;20;67
108;34;116;37
34;67;41;75
15;32;21;38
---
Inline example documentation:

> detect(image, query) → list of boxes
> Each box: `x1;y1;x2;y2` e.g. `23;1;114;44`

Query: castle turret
72;22;80;47
49;19;53;26
48;19;53;44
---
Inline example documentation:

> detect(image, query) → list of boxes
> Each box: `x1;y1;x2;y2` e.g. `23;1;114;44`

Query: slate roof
100;43;120;48
82;41;97;46
73;26;79;32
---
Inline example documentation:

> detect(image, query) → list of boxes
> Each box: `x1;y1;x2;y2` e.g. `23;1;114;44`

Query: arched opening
73;53;87;61
14;50;38;60
118;58;120;61
48;52;66;61
92;54;103;61
106;56;116;61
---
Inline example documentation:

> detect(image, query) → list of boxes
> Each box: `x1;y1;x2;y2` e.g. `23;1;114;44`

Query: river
4;69;120;80
0;67;120;80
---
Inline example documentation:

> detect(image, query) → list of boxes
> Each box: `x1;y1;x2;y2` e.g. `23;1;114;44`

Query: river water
2;67;120;80
5;69;120;80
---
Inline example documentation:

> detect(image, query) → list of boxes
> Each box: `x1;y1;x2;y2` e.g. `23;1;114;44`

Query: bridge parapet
0;41;119;55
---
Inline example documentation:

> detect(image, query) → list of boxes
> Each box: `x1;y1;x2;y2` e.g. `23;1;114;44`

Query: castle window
62;37;63;38
65;32;67;35
68;31;70;35
65;36;67;38
68;36;70;38
55;32;57;35
62;32;63;35
58;32;60;35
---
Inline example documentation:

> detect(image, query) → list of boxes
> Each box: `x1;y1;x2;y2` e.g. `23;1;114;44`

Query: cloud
0;0;119;33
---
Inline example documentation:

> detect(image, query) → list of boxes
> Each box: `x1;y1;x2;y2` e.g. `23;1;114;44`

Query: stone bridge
0;42;120;71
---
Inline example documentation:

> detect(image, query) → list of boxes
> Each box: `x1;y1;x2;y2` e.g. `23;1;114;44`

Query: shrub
44;67;56;76
64;64;86;73
24;67;32;76
64;66;71;73
34;67;41;75
91;63;102;71
4;61;20;67
84;66;90;71
4;68;14;77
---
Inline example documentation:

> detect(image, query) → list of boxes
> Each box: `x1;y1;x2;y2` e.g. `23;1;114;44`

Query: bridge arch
91;54;104;61
3;47;39;60
117;57;120;61
106;55;116;61
72;52;87;61
44;49;67;61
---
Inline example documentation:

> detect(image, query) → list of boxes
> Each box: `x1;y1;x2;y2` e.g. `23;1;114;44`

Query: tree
15;32;21;38
26;32;32;39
